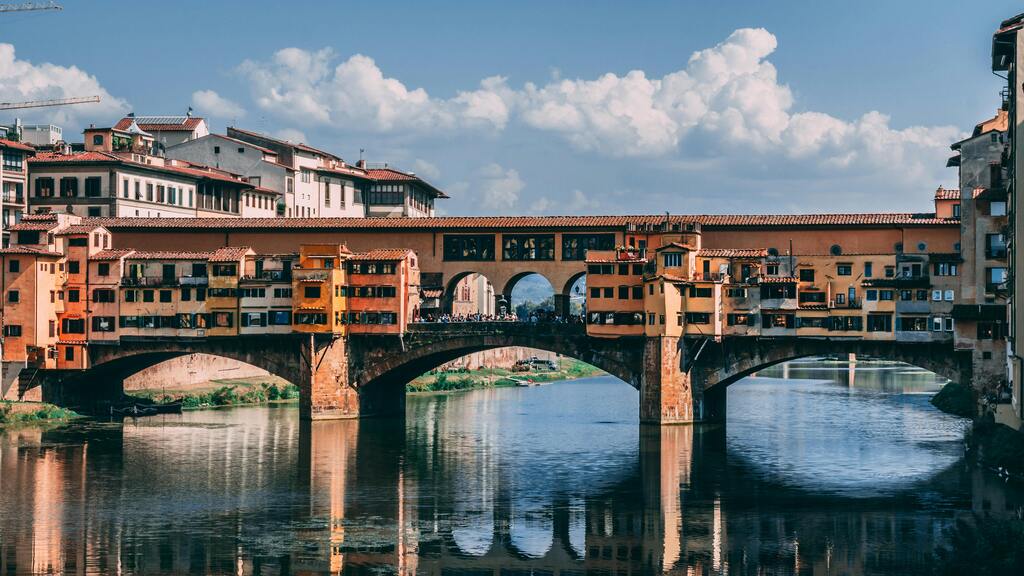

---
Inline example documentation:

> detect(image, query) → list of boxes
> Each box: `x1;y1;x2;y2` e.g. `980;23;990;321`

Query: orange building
346;249;420;334
292;244;350;335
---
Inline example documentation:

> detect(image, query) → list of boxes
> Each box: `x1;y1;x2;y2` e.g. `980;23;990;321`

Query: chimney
356;159;366;169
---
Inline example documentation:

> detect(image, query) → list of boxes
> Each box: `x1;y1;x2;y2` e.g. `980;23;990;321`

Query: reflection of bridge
37;322;970;425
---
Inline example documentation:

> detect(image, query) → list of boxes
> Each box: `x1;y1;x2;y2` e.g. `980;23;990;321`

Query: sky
0;0;1020;216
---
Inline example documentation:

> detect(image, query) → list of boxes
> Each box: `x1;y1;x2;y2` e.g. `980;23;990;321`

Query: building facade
1;138;33;247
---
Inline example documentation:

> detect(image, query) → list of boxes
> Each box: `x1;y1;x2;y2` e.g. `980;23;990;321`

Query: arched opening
441;271;496;319
507;272;556;321
565;273;587;319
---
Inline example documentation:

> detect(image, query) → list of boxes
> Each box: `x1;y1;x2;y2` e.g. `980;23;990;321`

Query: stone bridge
34;325;970;424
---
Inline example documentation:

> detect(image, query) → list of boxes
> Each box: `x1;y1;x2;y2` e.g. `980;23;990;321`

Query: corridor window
684;312;711;324
727;313;755;326
897;317;929;331
761;313;795;329
662;253;682;267
91;317;115;332
502;234;555;261
61;318;85;334
688;286;712;298
796;316;829;329
562;234;615;260
866;314;892;332
443;235;495;261
830;316;863;331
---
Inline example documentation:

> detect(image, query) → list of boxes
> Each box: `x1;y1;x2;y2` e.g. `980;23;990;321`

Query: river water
1;359;1022;575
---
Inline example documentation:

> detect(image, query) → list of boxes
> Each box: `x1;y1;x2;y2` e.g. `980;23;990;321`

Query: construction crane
0;2;61;13
0;95;100;110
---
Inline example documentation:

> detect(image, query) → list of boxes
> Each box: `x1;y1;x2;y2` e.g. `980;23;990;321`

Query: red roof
7;221;61;231
697;248;768;258
0;246;61;256
90;249;135;261
125;250;214;261
54;224;106;235
209;246;253;262
30;152;254;187
0;138;34;153
366;167;448;198
758;276;799;284
114;117;206;132
84;212;957;232
350;248;414;261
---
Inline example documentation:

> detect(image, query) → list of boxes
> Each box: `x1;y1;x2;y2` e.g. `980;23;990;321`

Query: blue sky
1;0;1019;215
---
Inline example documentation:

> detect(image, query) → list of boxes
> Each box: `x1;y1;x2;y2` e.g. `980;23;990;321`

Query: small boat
510;377;538;387
109;402;182;417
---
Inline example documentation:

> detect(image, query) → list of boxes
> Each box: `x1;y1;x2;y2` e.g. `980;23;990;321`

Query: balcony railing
1;193;24;204
295;272;329;282
121;276;179;287
241;270;292;282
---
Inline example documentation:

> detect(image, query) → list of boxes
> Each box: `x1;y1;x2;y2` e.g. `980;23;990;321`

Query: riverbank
407;358;604;393
0;401;79;428
929;381;1024;480
132;376;300;410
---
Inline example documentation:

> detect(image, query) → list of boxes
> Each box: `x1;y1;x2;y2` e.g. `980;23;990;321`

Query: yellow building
206;247;254;337
292;244;350;335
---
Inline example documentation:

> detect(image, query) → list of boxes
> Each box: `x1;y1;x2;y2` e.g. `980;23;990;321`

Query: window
688;286;712;298
835;293;845;304
933;262;959;276
798;268;815;282
124;290;137;303
761;313;795;329
562;234;615;260
864;262;873;277
59;176;78;197
211;311;234;328
796;316;829;329
273;287;292;298
945;317;954;332
2;150;23;171
766;263;779;275
866;290;878;301
986;234;1007;259
443;235;495;261
884;266;895;278
944;290;954;301
589;287;600;298
617;286;629;299
295;312;327;325
866;314;892;332
662;253;682;267
159;290;173;303
146;183;153;202
92;289;116;303
207;288;237;297
759;283;796;299
91;316;115;332
3;325;21;337
727;313;755;326
684;312;711;324
84;176;102;197
269;311;292;325
212;263;237;276
143;290;154;303
990;201;1007;216
301;169;312;183
6;290;18;303
953;203;961;218
977;322;1005;340
932;290;942;301
8;259;18;273
35;177;54;197
830;316;863;331
726;287;747;298
836;264;852;276
898;316;929;331
97;262;110;276
900;289;912;301
304;286;321;298
67;260;80;274
603;287;613;298
196;287;206;301
61;318;85;334
240;312;267;328
64;347;75;361
879;290;894;301
502;234;555;261
798;291;826;303
987;267;1008;289
917;289;929;301
632;286;643;299
67;289;80;303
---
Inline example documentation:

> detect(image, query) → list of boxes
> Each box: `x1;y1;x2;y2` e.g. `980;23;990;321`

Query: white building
113;114;209;150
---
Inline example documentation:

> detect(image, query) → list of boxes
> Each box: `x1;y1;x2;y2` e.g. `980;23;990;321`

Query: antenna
0;1;62;13
0;95;100;110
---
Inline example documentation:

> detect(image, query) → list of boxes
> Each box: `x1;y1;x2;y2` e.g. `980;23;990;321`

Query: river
1;359;1022;575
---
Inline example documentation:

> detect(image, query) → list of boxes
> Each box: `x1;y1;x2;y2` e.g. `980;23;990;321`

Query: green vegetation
930;381;974;418
135;378;300;410
0;401;78;427
931;515;1024;576
408;358;604;393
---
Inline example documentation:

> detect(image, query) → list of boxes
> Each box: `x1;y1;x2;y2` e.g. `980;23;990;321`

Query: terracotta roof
90;249;135;261
183;134;278;156
316;165;371;179
114;116;206;132
227;127;341;161
30;152;253;187
83;212;958;232
421;288;443;298
7;221;61;231
0;246;61;256
350;248;414;261
30;151;119;163
655;242;695;252
697;248;768;258
125;250;213;261
20;213;58;222
658;273;692;284
54;224;104;235
934;187;960;200
974;110;1009;137
209;246;253;262
585;257;646;263
366;167;449;198
758;276;798;284
0;138;34;153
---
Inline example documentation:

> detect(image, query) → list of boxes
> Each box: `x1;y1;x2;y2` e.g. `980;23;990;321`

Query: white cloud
478;163;524;211
412;159;440;180
191;89;245;119
233;29;961;195
0;43;126;126
531;189;599;215
237;51;508;132
274;128;307;143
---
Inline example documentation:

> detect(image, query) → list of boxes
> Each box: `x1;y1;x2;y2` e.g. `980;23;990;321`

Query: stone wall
123;354;271;391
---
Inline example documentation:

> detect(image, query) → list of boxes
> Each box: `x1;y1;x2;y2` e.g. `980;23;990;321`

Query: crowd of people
415;311;585;324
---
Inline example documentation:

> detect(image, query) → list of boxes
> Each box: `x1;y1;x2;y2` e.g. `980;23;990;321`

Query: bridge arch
347;324;643;393
442;271;497;316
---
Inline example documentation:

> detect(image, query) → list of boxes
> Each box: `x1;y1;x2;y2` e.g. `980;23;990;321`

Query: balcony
2;193;24;205
295;271;329;282
241;270;292;282
121;276;179;287
179;276;209;286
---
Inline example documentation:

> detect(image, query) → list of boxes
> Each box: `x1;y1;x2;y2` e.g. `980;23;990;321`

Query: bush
931;382;974;418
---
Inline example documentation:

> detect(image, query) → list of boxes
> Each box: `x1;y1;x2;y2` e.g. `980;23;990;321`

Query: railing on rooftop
241;270;292;282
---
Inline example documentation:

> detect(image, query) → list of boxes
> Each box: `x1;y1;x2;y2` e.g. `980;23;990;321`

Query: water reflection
0;363;1021;575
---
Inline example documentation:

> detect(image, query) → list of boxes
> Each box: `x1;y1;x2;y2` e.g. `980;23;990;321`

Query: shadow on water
0;366;1021;574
